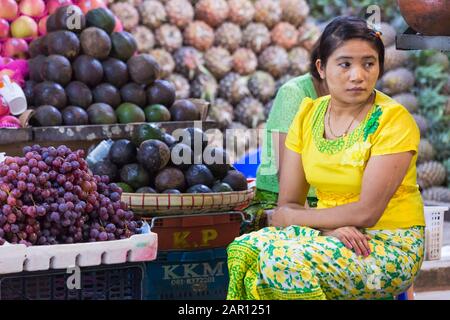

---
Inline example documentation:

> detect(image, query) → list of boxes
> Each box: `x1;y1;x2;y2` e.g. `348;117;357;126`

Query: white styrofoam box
1;223;158;274
0;242;27;274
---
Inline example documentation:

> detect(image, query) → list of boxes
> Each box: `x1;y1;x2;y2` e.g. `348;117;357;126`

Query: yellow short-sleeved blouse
285;90;425;230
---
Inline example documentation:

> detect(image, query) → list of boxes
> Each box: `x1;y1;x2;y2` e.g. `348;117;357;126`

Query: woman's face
317;39;380;106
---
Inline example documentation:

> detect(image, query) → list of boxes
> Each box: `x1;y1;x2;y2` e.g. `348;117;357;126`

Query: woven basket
121;188;255;216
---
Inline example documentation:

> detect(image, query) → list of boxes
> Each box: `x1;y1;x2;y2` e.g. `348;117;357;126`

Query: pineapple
280;0;309;28
271;22;299;50
228;0;255;27
426;52;450;71
248;71;276;103
190;71;218;102
381;68;415;95
259;46;290;78
242;23;271;54
417;161;447;189
392;93;418;113
138;0;167;29
165;0;194;29
289;46;310;75
418;139;436;164
183;21;215;51
110;2;139;31
195;0;229;28
235;97;266;128
380;22;396;47
298;18;321;52
204;47;233;79
276;74;295;91
232;48;258;75
422;187;450;203
207;98;234;130
166;73;191;99
219;72;251;105
253;0;282;29
384;46;409;72
214;22;242;52
264;99;274;119
412;114;429;136
132;26;155;53
155;24;183;52
173;46;205;80
149;49;175;78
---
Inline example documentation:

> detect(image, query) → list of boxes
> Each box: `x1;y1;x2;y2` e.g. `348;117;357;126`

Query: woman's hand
322;227;372;257
267;205;304;228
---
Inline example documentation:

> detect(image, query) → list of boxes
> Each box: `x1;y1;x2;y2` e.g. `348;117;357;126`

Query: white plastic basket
424;206;448;261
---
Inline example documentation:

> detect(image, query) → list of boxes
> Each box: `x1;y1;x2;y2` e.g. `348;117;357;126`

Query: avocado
46;31;80;60
87;103;117;124
146;80;176;107
155;167;186;192
110;31;137;61
144;104;171;122
73;55;104;88
109;139;137;166
185;165;215;188
204;147;231;179
137;139;170;173
170;99;200;121
115;103;146;124
212;182;233;193
132;123;165;146
29;36;48;57
33;82;67;110
222;170;248;191
177;127;208;160
80;27;112;60
162;133;177;148
135;186;157;194
29;55;46;82
169;143;194;170
86;7;116;34
31;105;63;127
41;55;73;86
62;106;89;125
127;54;161;85
186;184;213;194
46;14;58;33
116;182;134;193
54;5;86;32
102;58;129;88
91;159;117;181
163;189;181;194
23;80;35;106
93;83;121;108
65;81;93;109
119;163;151;190
120;83;147;107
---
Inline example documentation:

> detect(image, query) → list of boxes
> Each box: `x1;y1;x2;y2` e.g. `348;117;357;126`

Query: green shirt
256;73;318;194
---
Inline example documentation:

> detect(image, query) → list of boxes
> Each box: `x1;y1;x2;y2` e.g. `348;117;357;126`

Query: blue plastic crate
0;263;144;300
143;248;229;300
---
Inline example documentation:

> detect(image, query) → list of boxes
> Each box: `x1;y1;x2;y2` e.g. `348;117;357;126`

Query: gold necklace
327;99;368;138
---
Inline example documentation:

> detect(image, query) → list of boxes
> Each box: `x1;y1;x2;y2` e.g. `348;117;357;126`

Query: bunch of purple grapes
0;145;142;246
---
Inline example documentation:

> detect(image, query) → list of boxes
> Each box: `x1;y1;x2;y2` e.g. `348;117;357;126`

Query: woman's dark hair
310;16;385;80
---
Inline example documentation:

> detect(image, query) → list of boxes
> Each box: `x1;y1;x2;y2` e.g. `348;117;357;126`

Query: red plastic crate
147;211;246;251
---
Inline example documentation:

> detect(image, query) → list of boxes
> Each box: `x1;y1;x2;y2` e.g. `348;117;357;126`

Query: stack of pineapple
107;0;320;131
378;23;450;204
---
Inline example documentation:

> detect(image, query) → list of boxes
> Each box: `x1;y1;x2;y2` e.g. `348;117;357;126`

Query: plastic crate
0;263;144;300
424;206;448;261
148;212;247;251
143;248;228;300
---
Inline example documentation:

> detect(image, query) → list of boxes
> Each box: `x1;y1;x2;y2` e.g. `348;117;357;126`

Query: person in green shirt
242;47;329;234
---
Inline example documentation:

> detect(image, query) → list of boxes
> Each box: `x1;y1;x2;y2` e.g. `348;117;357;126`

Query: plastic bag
86;139;114;167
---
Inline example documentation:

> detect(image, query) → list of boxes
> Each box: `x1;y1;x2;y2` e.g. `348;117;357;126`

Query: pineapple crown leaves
416;87;447;123
428;117;450;161
363;105;383;141
415;64;448;89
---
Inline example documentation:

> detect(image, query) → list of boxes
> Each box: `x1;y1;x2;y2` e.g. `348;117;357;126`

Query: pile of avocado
26;6;201;127
89;124;248;194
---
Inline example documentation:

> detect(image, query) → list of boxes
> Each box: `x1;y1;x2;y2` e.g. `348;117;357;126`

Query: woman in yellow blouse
227;16;425;300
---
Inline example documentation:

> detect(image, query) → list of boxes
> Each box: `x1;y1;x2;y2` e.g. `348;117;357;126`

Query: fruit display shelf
0;222;157;275
396;27;450;51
